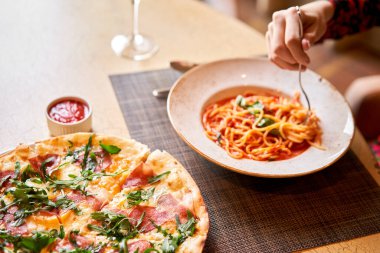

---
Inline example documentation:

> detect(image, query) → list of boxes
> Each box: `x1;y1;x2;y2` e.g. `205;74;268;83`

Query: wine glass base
111;34;159;61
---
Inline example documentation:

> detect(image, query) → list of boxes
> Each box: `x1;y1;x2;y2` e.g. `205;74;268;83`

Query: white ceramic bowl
167;58;355;178
46;96;92;136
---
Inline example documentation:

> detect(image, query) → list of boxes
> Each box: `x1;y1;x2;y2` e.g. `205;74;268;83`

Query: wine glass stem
132;0;141;37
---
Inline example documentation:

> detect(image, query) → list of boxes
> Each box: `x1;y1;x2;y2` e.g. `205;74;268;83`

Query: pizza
0;133;209;253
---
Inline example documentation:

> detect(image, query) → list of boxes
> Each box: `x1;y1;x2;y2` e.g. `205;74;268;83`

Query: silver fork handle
296;6;311;116
298;64;311;112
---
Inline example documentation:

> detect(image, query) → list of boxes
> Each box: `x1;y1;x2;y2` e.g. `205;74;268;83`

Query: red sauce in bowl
48;100;89;123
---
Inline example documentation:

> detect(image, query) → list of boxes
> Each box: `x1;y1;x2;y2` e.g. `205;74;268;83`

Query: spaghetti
202;92;323;161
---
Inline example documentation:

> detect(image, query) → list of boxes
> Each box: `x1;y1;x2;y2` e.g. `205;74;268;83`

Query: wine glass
111;0;159;61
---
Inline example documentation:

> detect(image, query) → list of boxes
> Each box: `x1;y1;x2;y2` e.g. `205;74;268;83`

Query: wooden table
0;0;379;251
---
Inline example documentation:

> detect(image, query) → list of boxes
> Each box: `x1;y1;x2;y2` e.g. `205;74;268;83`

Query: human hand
266;1;334;70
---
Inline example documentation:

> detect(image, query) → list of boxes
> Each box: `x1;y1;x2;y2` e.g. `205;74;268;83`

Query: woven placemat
110;69;380;253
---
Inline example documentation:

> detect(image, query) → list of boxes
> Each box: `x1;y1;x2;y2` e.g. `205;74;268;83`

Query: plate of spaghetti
167;58;354;177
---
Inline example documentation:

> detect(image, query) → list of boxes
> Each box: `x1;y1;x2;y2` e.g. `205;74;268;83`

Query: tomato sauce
49;100;88;123
276;141;310;161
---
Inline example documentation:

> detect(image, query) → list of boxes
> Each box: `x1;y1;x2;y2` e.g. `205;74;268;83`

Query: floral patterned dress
324;0;380;39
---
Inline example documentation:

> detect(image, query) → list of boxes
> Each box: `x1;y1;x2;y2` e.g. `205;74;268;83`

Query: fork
296;6;311;122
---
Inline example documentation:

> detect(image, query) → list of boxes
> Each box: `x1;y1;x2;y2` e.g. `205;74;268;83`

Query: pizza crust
145;150;209;252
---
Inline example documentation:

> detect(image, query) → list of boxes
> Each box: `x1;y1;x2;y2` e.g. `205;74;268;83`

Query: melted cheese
54;160;81;180
59;206;93;234
26;213;61;231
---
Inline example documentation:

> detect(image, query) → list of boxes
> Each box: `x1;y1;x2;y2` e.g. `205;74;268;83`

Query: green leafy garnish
236;95;265;114
252;101;264;110
81;152;97;177
21;164;41;182
81;135;93;170
176;211;196;238
59;225;65;239
78;136;110;177
125;188;155;207
68;230;80;246
58;241;105;253
143;249;160;253
269;128;281;136
66;146;84;161
159;211;197;253
161;236;180;253
118;238;128;253
236;95;246;108
14;161;21;179
55;195;81;214
148;171;171;184
100;141;121;154
40;156;56;181
65;140;75;158
151;221;169;237
88;210;144;241
2;180;55;226
0;229;58;253
0;172;84;226
257;117;275;128
247;101;264;115
30;178;43;184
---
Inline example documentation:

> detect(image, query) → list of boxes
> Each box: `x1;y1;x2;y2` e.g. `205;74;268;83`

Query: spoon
152;61;198;98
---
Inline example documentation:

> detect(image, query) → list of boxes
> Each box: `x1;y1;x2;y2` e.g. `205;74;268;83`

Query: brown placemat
110;69;380;253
